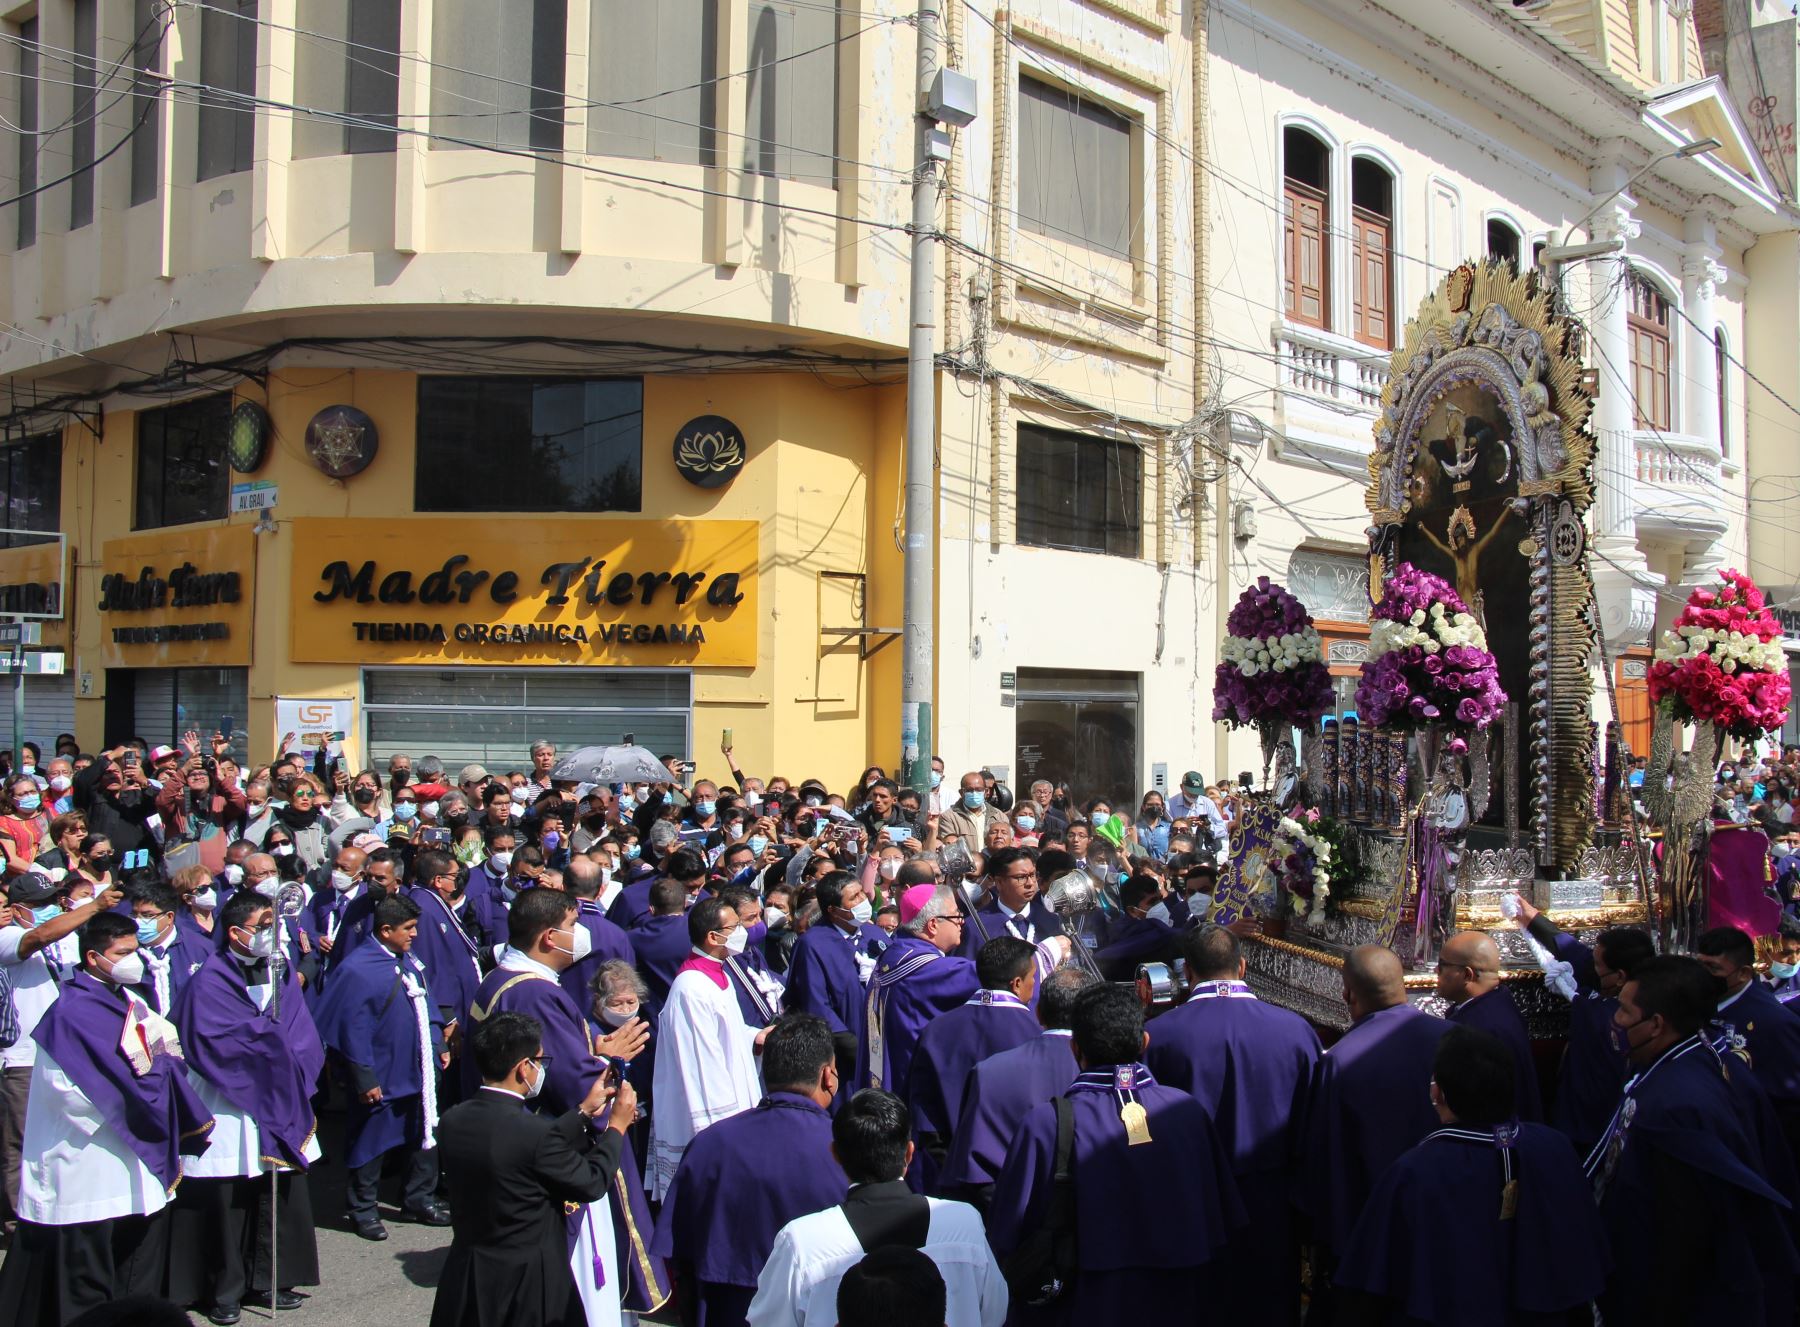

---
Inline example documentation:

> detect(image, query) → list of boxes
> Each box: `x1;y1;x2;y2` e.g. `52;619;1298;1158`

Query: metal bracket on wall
819;570;901;660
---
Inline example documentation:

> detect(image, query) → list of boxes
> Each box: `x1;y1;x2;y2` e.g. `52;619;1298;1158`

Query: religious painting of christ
1393;381;1532;832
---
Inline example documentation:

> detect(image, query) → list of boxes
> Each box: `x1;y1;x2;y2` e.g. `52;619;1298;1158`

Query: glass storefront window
1013;668;1140;806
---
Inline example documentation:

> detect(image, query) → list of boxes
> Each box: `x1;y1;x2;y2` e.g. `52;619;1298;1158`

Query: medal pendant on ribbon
1120;1100;1152;1146
1498;1178;1518;1221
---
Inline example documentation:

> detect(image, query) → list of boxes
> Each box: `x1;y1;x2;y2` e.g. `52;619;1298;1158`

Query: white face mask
270;844;294;858
723;925;749;956
555;924;593;962
245;926;277;959
190;887;218;911
331;870;357;893
764;906;787;928
491;850;515;873
599;1002;639;1029
222;864;244;886
523;1058;546;1099
254;879;281;900
101;951;145;987
878;859;902;881
848;898;874;925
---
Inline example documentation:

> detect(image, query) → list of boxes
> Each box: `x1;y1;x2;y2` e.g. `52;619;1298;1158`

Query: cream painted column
394;0;432;254
1680;231;1723;449
252;0;297;263
560;0;588;255
1586;192;1657;652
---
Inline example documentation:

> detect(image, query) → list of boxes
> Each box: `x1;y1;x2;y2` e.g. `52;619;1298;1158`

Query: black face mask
444;810;469;829
88;854;115;873
353;787;377;806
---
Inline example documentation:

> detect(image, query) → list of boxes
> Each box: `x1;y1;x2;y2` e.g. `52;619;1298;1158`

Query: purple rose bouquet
1354;563;1506;734
1212;577;1334;728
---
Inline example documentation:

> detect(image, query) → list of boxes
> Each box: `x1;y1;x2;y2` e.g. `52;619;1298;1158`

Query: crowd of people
0;731;1795;1326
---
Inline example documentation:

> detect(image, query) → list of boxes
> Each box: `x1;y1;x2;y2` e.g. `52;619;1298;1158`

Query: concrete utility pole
900;0;945;797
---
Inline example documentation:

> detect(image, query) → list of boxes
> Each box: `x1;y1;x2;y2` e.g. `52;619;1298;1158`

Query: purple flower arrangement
1354;563;1506;734
1212;577;1334;728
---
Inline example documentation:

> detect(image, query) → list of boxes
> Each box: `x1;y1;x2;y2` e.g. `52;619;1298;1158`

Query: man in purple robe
125;880;193;1017
956;848;1063;957
990;983;1243;1325
1437;930;1542;1121
608;847;706;931
1301;945;1451;1294
785;871;887;1089
170;890;327;1325
331;847;405;962
858;884;981;1097
654;1013;850;1327
1092;877;1179;980
0;912;214;1325
1335;1026;1608;1326
463;885;669;1318
909;936;1039;1190
1698;924;1800;1158
1510;893;1658;1155
311;892;449;1241
1143;924;1321;1327
404;848;486;1044
302;844;367;981
558;854;634;1004
632;878;698;1006
717;886;785;1029
939;966;1096;1205
1592;956;1799;1326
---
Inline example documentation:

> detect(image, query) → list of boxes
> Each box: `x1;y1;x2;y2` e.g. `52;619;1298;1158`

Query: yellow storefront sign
98;526;257;669
290;518;760;667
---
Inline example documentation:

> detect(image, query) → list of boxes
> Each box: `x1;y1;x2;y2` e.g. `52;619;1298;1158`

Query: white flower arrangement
1653;622;1787;675
1274;814;1333;922
1220;626;1324;679
1368;602;1488;660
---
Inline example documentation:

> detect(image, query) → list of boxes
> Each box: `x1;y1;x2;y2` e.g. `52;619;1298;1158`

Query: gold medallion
1120;1100;1152;1146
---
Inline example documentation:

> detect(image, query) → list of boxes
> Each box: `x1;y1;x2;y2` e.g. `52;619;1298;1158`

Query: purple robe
30;972;215;1193
1717;979;1800;1132
466;962;669;1315
172;950;326;1168
1336;1122;1609;1326
461;862;512;947
1093;914;1178;980
1590;1034;1799;1327
908;992;1037;1194
723;951;780;1029
1143;981;1321;1327
405;885;485;1031
856;935;980;1097
629;914;692;1008
1445;987;1542;1121
558;899;635;1007
171;909;219;986
937;1030;1077;1198
651;1092;847;1327
1525;920;1627;1155
128;930;191;1017
1772;973;1800;1007
990;1066;1244;1327
1302;1002;1451;1256
605;876;659;932
784;920;886;1037
311;940;444;1168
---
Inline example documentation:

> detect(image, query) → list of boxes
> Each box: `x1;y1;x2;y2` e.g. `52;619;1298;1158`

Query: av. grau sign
290;518;760;668
97;527;256;669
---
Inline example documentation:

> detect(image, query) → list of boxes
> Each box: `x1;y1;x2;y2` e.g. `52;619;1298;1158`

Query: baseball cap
8;870;60;905
898;883;942;927
1180;771;1205;793
458;763;490;786
148;744;179;767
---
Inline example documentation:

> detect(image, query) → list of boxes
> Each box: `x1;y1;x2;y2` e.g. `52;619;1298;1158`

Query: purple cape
650;1093;847;1287
1336;1122;1609;1325
783;920;886;1037
908;996;1039;1139
604;876;658;931
1719;979;1800;1112
467;964;669;1315
937;1031;1076;1195
990;1069;1244;1327
31;973;215;1192
1301;1003;1451;1254
856;936;979;1096
460;862;512;948
405;885;485;1028
311;940;442;1098
172;949;326;1168
1143;985;1321;1326
1593;1036;1798;1327
1093;914;1178;980
628;914;693;1008
1445;987;1543;1121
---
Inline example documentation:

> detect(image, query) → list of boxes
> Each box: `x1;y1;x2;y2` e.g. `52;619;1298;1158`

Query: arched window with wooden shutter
1283;127;1331;330
1350;157;1394;350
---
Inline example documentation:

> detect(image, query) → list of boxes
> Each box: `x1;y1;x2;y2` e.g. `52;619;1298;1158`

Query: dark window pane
1017;76;1131;258
0;431;62;549
431;0;565;152
16;19;37;249
1016;424;1140;558
70;0;96;229
197;0;257;181
135;395;232;529
130;0;163;206
415;378;644;513
293;0;401;158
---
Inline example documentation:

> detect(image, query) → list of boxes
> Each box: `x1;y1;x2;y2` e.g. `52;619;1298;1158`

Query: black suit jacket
430;1089;623;1327
958;897;1064;957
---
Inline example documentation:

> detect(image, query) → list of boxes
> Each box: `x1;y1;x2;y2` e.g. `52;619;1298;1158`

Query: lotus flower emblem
672;415;747;489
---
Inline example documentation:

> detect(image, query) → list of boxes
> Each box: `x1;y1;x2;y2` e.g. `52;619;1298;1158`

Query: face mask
542;831;562;852
352;787;377;806
511;786;530;804
101;951;145;987
723;925;749;956
695;800;717;819
765;905;788;928
1144;806;1164;821
962;791;984;811
1146;901;1172;926
1774;961;1800;980
599;1002;639;1029
331;870;357;893
216;863;243;887
849;898;874;925
28;903;60;925
15;793;40;812
1776;844;1793;860
423;801;441;819
625;844;642;861
271;844;294;858
1016;815;1037;831
930;770;943;789
389;801;416;823
633;786;650;802
523;1059;546;1100
804;796;822;808
89;854;115;874
190;887;217;911
748;835;769;857
254;879;281;900
878;859;902;881
507;802;525;820
134;917;164;946
247;926;276;959
49;776;70;793
555;925;593;962
490;850;514;873
619;794;637;814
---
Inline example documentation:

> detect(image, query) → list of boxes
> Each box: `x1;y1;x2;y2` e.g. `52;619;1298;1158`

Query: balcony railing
1633;431;1722;502
1272;323;1392;408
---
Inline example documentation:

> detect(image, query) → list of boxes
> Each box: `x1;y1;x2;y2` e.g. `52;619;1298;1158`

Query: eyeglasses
1003;871;1038;882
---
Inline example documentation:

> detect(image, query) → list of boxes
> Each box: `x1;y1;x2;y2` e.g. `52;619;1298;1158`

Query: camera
1137;958;1193;1011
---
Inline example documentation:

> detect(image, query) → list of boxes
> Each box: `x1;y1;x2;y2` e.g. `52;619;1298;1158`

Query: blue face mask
1016;815;1037;831
695;800;717;819
625;843;642;861
15;793;40;812
748;835;769;856
29;903;60;925
135;916;164;946
393;802;417;822
930;770;943;789
962;791;984;811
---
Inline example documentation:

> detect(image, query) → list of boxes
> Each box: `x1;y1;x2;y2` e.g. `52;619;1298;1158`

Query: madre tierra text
310;556;745;609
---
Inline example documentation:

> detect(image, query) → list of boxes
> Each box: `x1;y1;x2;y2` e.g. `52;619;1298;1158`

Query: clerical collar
964;989;1028;1010
1070;1063;1155;1093
1041;1028;1073;1039
498;947;558;981
1187;979;1255;1000
1718;981;1753;1012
